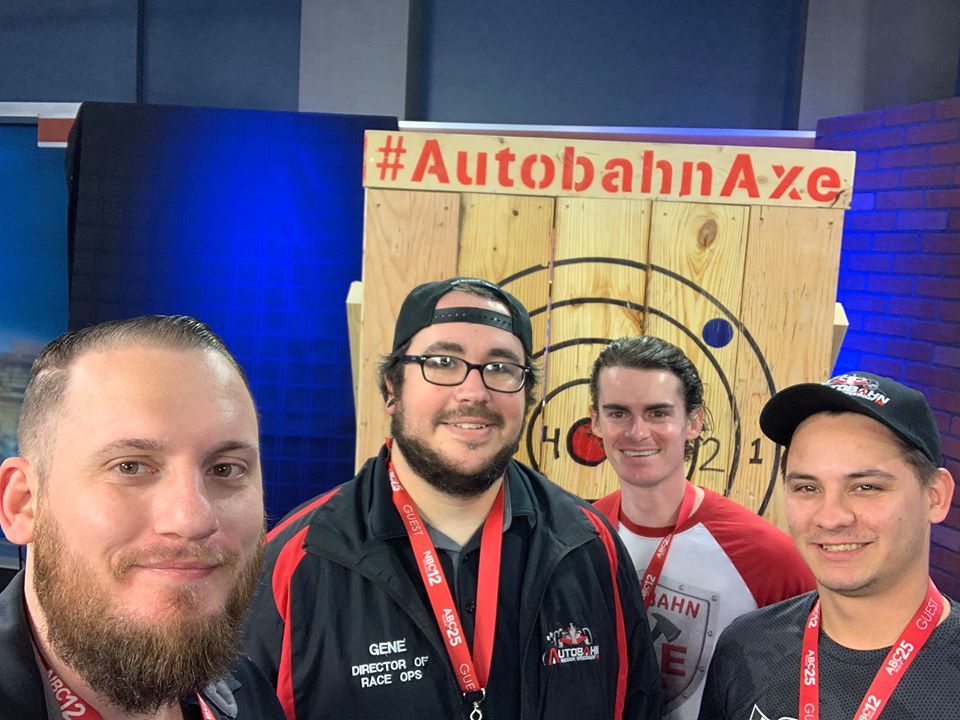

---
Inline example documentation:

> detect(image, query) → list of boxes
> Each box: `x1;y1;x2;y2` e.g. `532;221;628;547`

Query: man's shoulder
213;656;286;719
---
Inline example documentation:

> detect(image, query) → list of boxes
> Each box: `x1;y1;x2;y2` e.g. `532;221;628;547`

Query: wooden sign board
356;131;853;526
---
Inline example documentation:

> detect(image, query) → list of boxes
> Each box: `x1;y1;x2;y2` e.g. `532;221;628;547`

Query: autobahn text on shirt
363;131;855;209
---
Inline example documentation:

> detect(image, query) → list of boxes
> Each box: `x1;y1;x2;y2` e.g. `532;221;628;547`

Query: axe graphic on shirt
649;612;682;643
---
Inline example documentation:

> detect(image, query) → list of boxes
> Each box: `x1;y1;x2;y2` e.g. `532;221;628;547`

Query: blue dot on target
702;318;734;348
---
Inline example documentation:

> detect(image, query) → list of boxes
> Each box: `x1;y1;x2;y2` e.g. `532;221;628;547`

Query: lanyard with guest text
799;579;944;720
636;480;696;609
37;652;218;720
388;459;503;720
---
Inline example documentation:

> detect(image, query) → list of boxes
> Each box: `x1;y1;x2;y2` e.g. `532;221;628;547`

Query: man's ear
686;406;705;440
589;406;601;437
384;379;398;416
0;456;38;545
928;467;955;524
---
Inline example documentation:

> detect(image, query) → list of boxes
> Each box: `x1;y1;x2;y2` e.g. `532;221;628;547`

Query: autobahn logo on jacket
542;622;601;665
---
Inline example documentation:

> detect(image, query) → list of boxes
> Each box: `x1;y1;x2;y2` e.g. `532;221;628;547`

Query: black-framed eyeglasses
400;355;530;393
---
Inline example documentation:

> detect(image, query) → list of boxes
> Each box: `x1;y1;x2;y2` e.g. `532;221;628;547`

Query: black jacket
0;570;285;720
243;446;662;719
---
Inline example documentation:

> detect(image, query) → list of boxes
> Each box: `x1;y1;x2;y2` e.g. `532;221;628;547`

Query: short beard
32;506;265;715
391;403;521;497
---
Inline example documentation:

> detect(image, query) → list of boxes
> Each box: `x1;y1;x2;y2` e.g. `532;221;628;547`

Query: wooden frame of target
356;130;855;527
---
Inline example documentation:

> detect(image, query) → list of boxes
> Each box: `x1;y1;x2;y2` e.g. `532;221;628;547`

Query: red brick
934;345;960;367
915;277;960;298
855;152;878;171
934;97;960;120
848;212;896;232
944;435;960;460
862;356;905;377
901;166;956;188
841;291;888;312
942;300;960;322
875;190;923;209
945;257;960;276
897;254;948;275
885;338;935;362
926;188;960;208
866;275;914;294
841;233;871;251
849;192;875;211
856;127;907;150
952;416;960;435
839;273;868;292
817;111;883;137
905;364;960;391
951;211;960;231
845;253;890;273
887;296;938;319
929;142;960;165
864;316;912;337
922;232;960;254
936;411;953;436
932;545;960;575
872;232;919;252
878;147;928;168
895;210;949;231
933;524;960;552
906;121;960;145
928;387;960;414
884;103;936;126
931;569;960;601
842;333;885;353
911;319;958;342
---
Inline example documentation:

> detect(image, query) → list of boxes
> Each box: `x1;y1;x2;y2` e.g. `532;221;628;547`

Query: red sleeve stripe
272;526;309;720
266;486;341;543
581;508;628;720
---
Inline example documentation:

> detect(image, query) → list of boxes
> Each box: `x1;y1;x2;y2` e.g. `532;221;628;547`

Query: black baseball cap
760;371;941;464
391;277;533;355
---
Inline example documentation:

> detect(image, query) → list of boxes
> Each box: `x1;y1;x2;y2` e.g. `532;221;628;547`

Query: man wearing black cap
699;372;959;720
244;277;662;720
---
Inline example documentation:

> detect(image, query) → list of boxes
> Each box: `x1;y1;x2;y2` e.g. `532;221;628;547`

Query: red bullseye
567;418;606;466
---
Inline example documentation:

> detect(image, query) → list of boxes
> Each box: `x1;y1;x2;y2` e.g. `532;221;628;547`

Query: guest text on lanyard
799;579;944;720
389;460;503;720
38;653;218;720
637;481;696;609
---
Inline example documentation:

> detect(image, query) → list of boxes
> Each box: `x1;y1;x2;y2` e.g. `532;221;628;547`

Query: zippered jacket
243;445;662;719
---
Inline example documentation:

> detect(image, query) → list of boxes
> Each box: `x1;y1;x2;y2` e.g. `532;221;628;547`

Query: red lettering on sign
520;154;555;189
719;154;760;197
770;164;803;200
456;151;488;185
602;158;633;192
807;166;841;202
562;146;595;191
495;148;516;187
680;161;712;197
641;150;672;194
411;139;450;183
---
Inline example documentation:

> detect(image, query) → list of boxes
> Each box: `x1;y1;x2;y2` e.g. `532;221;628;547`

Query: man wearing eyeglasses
243;277;662;720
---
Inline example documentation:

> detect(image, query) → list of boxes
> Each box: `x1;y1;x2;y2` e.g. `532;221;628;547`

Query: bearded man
243;277;662;720
0;316;284;720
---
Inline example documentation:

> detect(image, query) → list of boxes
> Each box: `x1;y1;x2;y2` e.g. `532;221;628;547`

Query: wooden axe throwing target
357;131;854;526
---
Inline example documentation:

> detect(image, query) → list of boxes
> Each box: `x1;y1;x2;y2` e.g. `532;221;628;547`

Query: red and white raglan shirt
595;487;814;720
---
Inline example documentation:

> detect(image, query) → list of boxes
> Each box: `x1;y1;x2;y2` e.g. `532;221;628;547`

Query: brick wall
816;97;960;598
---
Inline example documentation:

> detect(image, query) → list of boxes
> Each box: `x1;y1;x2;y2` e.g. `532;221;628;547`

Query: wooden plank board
537;198;650;498
457;193;555;467
355;188;460;468
734;205;844;526
645;202;750;500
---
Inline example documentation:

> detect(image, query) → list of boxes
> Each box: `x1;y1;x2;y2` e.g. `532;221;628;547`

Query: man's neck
23;570;184;720
619;475;702;528
390;449;504;546
817;574;949;650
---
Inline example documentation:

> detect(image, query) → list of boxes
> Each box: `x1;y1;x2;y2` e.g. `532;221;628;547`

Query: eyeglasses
399;355;530;393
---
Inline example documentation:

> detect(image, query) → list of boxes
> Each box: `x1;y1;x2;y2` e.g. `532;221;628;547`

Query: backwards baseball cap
391;277;533;355
760;371;941;464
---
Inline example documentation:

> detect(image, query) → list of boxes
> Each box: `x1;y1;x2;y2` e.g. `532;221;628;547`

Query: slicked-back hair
17;315;252;471
589;335;706;459
378;283;540;411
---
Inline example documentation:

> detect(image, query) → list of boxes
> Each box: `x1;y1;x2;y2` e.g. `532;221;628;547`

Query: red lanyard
38;652;217;719
636;481;696;609
388;460;503;719
799;579;944;720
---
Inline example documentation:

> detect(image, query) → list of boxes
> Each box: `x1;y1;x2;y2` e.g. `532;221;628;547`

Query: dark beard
32;506;265;715
391;403;522;497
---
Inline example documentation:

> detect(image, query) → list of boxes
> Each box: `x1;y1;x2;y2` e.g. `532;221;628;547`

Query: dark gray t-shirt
699;591;960;720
